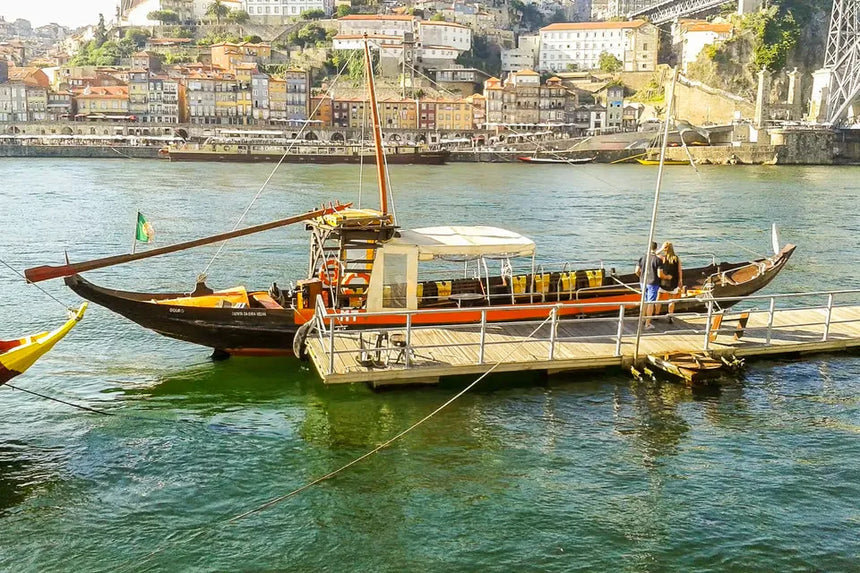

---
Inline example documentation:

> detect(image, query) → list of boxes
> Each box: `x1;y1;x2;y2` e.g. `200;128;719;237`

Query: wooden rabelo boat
0;304;86;385
24;41;796;359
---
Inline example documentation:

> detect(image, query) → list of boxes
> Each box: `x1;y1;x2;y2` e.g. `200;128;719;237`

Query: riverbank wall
0;145;162;159
0;128;853;165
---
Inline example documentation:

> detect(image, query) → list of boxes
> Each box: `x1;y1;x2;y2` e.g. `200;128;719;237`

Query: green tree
598;51;622;72
287;23;328;48
227;9;250;23
335;4;352;17
207;0;230;24
454;34;501;76
243;34;263;43
300;8;326;19
124;28;151;48
430;13;445;21
147;10;180;24
743;6;801;71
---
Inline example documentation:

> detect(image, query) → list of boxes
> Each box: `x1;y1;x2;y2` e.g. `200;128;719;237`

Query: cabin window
383;253;408;308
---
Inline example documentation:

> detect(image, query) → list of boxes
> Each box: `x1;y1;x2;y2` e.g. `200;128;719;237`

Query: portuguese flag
136;212;154;243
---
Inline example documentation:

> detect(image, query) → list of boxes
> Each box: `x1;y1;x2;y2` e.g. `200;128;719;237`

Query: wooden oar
25;203;351;283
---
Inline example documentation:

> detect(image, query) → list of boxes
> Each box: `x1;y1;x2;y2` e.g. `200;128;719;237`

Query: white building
676;20;733;72
538;20;658;73
502;33;539;72
418;21;472;52
335;15;469;75
337;14;416;38
242;0;333;18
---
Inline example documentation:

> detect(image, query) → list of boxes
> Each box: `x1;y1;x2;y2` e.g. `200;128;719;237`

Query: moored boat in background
164;139;449;164
517;156;596;164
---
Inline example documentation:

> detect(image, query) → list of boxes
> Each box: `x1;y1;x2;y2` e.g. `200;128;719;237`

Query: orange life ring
318;259;340;286
341;272;371;295
342;272;370;286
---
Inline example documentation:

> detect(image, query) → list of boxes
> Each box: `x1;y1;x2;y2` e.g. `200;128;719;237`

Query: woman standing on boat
657;242;683;321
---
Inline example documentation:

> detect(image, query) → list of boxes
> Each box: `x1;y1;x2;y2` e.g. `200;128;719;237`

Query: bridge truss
630;0;737;25
821;0;860;123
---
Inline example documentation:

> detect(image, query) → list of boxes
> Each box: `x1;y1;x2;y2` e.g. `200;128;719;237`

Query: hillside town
0;1;772;133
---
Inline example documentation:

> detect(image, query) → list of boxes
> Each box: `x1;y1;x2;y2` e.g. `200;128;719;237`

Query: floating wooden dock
305;292;860;386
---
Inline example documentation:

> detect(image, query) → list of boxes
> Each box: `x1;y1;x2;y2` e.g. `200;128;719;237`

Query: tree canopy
207;0;230;23
147;10;180;24
300;8;326;19
598;51;622;73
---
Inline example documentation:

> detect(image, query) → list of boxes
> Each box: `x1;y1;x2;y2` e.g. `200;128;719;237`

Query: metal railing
310;290;860;376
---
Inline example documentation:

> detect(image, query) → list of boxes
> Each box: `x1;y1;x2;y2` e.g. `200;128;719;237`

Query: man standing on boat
636;242;661;329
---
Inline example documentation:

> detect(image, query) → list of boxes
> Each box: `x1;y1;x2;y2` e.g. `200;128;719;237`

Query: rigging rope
1;383;115;416
358;61;368;209
120;311;557;570
0;257;74;311
198;50;359;278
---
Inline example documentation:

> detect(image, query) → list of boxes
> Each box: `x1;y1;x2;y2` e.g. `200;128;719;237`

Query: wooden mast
363;35;389;215
634;67;679;360
24;203;351;283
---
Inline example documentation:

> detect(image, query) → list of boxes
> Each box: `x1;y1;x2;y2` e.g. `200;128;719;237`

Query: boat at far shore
163;138;449;164
517;156;596;164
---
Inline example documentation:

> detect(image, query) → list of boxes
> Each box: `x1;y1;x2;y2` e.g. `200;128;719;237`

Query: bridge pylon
809;0;860;124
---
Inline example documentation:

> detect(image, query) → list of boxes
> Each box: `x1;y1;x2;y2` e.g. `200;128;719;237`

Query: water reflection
0;440;63;515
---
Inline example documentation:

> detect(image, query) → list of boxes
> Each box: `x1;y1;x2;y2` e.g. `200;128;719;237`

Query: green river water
0;159;859;571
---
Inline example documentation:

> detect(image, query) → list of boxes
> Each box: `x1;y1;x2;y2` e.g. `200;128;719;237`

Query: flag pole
132;211;139;254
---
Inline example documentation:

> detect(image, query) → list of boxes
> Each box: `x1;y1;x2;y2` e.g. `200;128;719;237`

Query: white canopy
385;226;536;259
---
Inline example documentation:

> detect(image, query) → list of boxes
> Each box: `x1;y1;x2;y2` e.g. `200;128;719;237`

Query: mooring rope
2;383;115;416
0;257;75;311
120;311;557;570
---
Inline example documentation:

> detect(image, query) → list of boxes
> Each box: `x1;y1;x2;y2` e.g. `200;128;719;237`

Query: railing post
766;297;775;345
703;299;714;351
405;313;412;368
548;306;558;360
615;305;625;357
328;315;335;375
478;309;487;365
823;293;834;342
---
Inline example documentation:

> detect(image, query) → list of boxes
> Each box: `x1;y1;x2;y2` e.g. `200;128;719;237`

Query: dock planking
305;305;860;386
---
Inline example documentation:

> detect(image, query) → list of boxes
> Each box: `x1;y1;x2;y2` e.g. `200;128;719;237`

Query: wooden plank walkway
305;305;860;386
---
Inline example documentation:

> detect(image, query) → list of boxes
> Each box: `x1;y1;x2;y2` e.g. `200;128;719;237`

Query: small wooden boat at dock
646;352;729;385
0;304;87;385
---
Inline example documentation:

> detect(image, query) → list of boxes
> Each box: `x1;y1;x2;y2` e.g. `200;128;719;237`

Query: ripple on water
1;161;860;570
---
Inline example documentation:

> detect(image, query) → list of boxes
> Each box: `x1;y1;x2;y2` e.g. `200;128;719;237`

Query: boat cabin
365;226;536;311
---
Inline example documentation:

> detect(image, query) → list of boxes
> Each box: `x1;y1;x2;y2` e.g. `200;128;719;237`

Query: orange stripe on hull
223;348;294;357
295;294;642;327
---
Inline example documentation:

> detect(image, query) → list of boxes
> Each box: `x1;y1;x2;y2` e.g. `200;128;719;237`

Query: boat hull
64;276;298;356
0;304;87;385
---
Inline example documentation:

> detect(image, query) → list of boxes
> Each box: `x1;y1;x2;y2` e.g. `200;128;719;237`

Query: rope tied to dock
121;311;558;570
